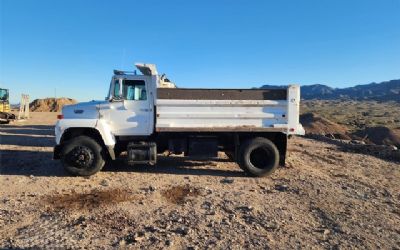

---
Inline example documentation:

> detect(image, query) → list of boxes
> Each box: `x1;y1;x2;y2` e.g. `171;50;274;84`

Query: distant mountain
260;79;400;101
10;104;20;109
301;84;336;99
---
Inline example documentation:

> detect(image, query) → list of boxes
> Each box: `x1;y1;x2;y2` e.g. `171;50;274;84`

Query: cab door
106;77;153;136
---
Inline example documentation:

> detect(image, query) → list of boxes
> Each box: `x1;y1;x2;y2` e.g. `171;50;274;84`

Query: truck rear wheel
61;136;105;176
238;137;279;177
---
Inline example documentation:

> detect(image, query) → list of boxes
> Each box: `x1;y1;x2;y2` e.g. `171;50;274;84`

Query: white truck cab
103;72;154;136
54;63;304;177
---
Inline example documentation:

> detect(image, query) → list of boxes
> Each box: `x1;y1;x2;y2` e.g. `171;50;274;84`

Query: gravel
1;113;399;249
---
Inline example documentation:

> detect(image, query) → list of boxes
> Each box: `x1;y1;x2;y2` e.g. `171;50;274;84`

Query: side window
113;80;121;98
123;80;147;101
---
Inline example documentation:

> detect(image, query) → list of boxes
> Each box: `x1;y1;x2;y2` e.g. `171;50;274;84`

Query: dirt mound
353;126;400;147
30;98;76;112
300;112;351;139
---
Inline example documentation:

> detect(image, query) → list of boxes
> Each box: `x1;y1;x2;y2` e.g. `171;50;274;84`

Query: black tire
238;137;280;177
61;136;105;176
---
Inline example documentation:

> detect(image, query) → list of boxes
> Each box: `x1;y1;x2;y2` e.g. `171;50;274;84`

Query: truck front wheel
238;137;279;177
61;136;106;176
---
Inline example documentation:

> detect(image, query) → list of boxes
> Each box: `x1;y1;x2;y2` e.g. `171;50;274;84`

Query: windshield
0;89;8;101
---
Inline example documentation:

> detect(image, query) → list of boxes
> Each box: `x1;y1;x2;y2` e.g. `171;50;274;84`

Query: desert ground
0;112;399;249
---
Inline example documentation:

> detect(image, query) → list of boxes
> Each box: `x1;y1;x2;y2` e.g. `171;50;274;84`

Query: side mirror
110;96;123;102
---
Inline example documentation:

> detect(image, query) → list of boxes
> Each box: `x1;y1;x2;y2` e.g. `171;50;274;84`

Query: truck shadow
0;149;244;177
0;124;55;147
0;125;54;135
103;156;245;177
0;124;244;177
0;150;66;177
0;133;55;147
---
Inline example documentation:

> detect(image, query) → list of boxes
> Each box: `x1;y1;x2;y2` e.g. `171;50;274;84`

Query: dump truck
54;63;305;177
0;88;16;124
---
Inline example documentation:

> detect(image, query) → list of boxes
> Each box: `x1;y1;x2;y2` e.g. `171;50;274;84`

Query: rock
149;236;158;243
133;232;145;242
265;222;278;230
100;179;109;187
141;185;157;194
144;225;157;233
323;229;331;240
165;239;173;246
118;239;126;246
350;140;365;145
206;210;216;215
221;218;231;225
237;206;253;212
206;189;213;195
74;215;86;226
175;226;190;236
275;184;289;192
220;178;234;184
201;201;212;210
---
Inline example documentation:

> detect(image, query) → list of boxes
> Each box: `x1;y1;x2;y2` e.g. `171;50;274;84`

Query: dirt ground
0;112;399;249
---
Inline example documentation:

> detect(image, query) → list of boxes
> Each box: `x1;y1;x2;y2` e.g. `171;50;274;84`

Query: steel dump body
155;87;302;134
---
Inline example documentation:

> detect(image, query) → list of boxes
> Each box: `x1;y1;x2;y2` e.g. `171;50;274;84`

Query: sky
1;0;400;103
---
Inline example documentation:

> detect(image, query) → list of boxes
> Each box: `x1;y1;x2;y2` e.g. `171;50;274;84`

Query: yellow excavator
0;88;16;124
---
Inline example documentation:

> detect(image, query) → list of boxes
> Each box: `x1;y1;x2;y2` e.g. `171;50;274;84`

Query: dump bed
155;85;304;135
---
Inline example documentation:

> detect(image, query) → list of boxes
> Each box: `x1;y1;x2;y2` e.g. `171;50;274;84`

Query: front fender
54;119;117;160
55;119;96;144
55;119;116;146
95;119;115;146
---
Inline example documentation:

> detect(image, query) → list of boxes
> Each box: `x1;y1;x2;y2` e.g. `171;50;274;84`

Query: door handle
139;108;152;112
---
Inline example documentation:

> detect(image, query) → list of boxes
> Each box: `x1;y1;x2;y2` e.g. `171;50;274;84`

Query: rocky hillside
260;79;400;101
